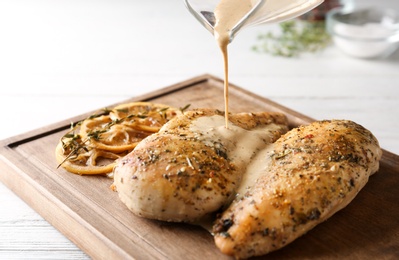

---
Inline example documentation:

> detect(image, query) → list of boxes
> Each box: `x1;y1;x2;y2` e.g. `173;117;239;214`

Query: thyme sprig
57;114;108;168
252;20;331;57
57;131;87;169
180;104;191;114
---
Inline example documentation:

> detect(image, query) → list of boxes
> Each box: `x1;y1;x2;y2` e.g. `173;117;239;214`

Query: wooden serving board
1;74;398;259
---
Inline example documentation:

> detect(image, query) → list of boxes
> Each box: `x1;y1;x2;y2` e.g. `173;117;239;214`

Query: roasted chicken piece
113;109;289;222
213;119;382;259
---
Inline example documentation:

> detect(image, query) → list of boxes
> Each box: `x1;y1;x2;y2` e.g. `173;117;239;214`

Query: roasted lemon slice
55;142;123;175
56;101;183;175
110;102;182;132
79;115;152;153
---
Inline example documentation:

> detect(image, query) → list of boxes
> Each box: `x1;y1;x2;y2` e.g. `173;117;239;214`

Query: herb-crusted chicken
213;119;382;259
113;109;289;223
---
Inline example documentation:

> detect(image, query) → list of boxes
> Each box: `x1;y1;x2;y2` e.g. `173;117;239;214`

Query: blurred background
0;0;398;144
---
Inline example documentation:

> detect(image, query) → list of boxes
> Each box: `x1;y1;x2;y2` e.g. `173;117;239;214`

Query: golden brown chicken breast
213;119;382;259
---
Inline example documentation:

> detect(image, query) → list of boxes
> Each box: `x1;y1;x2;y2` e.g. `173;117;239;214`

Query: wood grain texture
0;75;398;259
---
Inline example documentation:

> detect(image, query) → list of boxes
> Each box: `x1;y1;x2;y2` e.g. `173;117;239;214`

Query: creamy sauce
190;115;279;165
213;0;255;128
235;146;274;200
189;114;282;231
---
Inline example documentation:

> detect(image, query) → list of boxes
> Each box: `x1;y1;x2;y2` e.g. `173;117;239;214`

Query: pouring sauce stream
214;0;255;128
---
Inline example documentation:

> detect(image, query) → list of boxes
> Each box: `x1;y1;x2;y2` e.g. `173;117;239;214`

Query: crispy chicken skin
112;109;289;223
213;120;382;259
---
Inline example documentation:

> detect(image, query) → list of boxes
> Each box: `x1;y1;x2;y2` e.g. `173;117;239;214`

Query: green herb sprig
252;20;331;57
57;109;112;168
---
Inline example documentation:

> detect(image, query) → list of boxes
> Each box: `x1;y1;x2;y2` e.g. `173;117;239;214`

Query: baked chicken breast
213;119;382;259
113;109;289;222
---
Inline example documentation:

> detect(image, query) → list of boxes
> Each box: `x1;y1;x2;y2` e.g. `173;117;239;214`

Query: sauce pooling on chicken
192;116;285;203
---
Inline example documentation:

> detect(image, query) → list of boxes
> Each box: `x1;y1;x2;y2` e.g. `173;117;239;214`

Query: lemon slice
55;142;123;175
56;101;183;175
110;102;182;132
79;115;152;153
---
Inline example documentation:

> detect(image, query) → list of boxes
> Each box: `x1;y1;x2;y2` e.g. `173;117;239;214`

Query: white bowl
326;7;399;59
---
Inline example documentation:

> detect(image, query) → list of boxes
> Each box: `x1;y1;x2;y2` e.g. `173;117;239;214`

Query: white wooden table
0;0;398;259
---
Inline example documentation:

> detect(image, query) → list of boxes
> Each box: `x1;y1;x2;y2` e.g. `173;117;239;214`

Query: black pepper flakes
308;208;321;220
